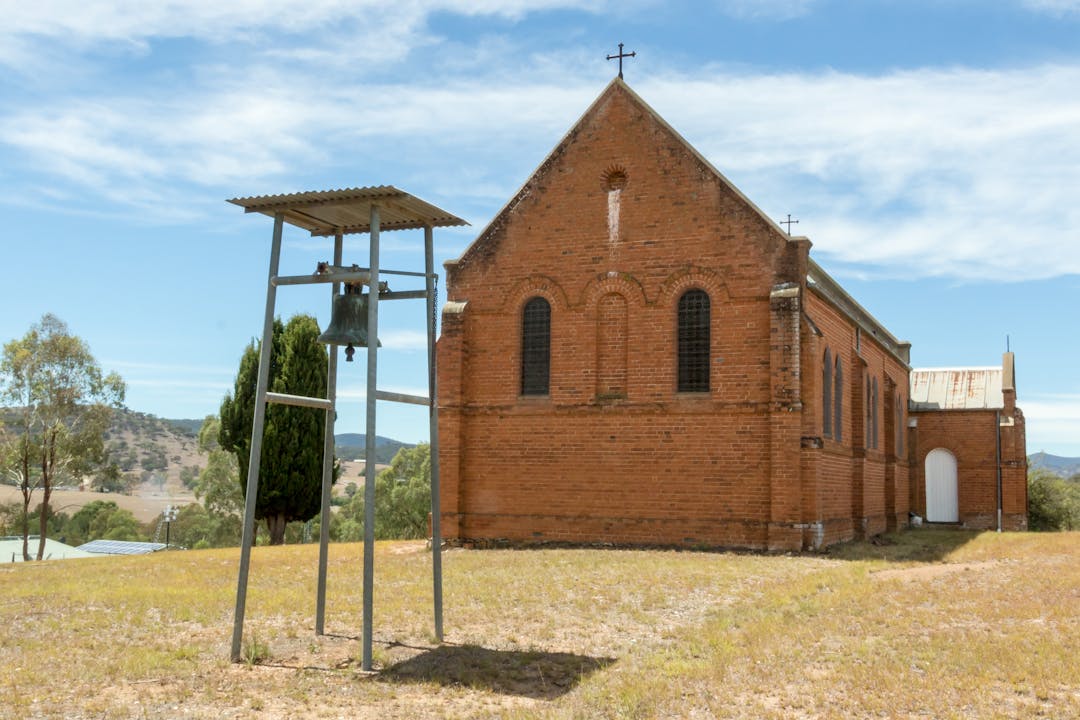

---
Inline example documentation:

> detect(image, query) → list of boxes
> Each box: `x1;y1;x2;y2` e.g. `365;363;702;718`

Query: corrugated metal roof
1;537;95;562
77;539;167;555
909;367;1003;410
228;186;468;237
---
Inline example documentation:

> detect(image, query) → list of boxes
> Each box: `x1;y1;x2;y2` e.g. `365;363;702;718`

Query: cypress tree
219;314;329;544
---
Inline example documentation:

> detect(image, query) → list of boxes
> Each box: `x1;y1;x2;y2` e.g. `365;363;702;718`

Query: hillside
1029;451;1080;478
0;408;407;522
1;529;1077;719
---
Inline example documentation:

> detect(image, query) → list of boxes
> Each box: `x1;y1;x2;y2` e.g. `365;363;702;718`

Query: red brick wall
908;407;1027;530
803;289;911;540
435;80;951;551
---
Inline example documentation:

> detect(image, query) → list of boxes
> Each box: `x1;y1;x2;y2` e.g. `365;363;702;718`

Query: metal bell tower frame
226;187;466;670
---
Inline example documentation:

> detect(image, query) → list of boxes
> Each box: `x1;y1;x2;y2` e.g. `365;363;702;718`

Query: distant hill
157;420;412;464
164;418;204;437
1028;452;1080;478
333;434;414;464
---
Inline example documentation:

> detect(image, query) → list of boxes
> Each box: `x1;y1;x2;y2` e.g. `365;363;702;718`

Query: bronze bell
318;285;380;361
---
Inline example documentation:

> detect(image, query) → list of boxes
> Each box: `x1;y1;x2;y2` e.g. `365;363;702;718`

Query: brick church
436;78;1027;551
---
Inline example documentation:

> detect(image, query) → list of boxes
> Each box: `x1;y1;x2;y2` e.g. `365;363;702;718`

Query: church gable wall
437;84;813;549
447;84;791;312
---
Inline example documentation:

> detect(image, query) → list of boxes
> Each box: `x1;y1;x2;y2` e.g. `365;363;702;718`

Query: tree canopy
0;314;124;560
218;315;330;545
338;443;430;541
1028;468;1080;531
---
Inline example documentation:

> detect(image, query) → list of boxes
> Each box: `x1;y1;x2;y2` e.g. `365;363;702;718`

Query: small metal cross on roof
607;43;636;79
780;214;800;235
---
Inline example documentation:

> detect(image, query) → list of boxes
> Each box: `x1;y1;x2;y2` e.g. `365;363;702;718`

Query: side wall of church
803;290;911;544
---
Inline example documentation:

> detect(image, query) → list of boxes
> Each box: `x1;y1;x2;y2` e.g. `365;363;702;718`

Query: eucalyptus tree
0;314;124;560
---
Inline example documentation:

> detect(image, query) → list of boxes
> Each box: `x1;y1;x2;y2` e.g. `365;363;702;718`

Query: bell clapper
345;344;355;362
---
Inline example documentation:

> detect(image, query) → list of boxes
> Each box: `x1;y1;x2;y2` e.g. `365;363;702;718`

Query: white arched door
925;448;958;523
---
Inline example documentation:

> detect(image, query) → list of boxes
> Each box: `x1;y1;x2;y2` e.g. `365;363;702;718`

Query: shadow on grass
380;644;615;699
826;526;983;563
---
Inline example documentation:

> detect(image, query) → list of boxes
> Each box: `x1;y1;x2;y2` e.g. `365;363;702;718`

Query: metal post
316;232;343;634
231;212;284;662
362;205;380;671
425;224;444;642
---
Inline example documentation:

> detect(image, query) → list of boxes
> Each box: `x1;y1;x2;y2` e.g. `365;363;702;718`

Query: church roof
909;367;1004;410
806;260;911;367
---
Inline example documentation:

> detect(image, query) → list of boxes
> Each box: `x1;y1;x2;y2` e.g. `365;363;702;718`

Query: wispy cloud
1021;0;1080;16
1;1;607;44
715;0;817;21
1020;394;1080;455
3;6;1080;284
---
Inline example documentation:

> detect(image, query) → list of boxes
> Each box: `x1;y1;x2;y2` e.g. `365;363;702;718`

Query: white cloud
379;329;430;352
1021;0;1080;16
1021;394;1080;456
641;65;1080;281
0;1;607;44
715;0;817;20
4;14;1080;284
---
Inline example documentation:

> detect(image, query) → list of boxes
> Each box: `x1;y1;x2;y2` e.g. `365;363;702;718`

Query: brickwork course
436;78;1027;551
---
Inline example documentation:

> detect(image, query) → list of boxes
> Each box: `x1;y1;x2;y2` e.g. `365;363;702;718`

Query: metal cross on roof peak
607;43;636;80
780;214;800;236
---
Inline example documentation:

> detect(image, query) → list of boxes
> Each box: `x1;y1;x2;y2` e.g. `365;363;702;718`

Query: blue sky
2;0;1079;455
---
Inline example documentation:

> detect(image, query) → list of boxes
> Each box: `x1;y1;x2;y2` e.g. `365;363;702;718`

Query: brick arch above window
656;266;729;307
501;274;571;314
579;271;648;310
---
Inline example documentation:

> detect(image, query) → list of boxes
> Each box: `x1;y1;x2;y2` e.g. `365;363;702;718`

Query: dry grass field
1;529;1077;719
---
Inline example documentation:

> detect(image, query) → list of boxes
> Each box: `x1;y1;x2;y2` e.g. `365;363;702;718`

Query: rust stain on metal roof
909;367;1003;411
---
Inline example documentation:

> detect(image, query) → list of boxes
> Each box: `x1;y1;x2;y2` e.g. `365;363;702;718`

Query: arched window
895;393;904;457
677;289;710;393
866;377;872;449
872;377;880;450
834;357;843;441
822;348;833;438
521;297;551;395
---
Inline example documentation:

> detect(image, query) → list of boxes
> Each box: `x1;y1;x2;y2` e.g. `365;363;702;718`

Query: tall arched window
521;297;551;395
866;377;872;449
834;357;843;441
822;348;833;438
677;289;710;393
871;377;880;450
895;393;904;456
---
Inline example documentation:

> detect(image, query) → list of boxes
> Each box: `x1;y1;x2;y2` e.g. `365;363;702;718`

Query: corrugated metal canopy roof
228;186;468;237
910;368;1004;411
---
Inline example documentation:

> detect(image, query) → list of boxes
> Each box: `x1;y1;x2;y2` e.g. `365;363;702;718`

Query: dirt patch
0;485;195;524
870;560;1003;582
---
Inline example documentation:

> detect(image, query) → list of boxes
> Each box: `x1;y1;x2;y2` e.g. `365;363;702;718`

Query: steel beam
426;224;444;642
231;212;284;662
316;232;343;634
361;205;380;671
265;392;332;411
374;390;429;406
